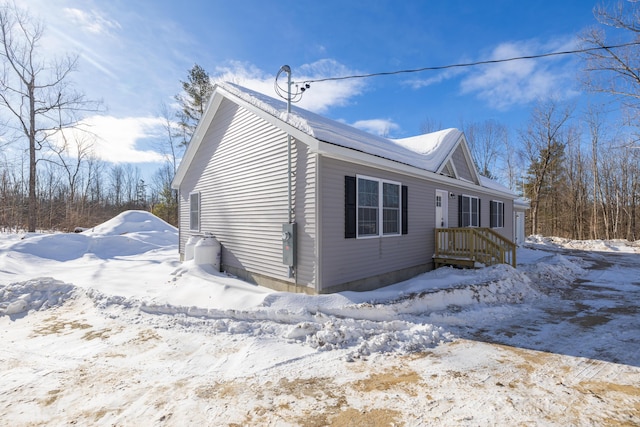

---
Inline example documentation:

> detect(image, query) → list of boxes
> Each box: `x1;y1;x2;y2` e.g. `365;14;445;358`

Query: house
172;83;520;294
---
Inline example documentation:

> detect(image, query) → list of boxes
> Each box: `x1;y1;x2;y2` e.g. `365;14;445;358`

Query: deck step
433;257;477;269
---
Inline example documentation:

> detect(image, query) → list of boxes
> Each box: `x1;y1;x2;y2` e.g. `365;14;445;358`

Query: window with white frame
189;192;200;231
490;200;504;228
357;176;401;237
460;194;480;227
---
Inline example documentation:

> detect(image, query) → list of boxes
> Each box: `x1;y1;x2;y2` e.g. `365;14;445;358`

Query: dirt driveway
461;248;640;368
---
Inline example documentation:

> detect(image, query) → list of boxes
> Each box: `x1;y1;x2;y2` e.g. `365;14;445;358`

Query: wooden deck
434;227;516;269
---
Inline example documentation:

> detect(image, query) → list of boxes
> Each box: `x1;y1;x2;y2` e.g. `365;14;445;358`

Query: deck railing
434;227;516;268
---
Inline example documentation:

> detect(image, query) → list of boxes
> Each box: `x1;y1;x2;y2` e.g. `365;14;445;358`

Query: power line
294;41;640;85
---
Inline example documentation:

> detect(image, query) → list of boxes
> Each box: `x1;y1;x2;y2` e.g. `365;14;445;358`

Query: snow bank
79;262;546;357
10;210;178;261
527;235;640;253
0;278;76;316
83;210;176;236
3;209;630;359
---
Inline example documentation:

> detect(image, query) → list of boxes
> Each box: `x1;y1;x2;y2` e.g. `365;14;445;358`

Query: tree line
1;1;639;241
434;1;640;241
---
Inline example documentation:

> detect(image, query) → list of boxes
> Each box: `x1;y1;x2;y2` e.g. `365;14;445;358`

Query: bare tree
109;165;124;208
0;154;24;231
521;101;574;235
156;102;182;175
50;130;94;227
419;117;443;134
461;119;507;179
149;102;182;225
150;163;178;225
0;3;99;231
581;1;640;123
561;124;589;239
502;133;526;196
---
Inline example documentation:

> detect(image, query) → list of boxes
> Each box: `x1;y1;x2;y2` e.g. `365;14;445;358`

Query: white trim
316;143;513;199
460;194;480;227
315;154;322;292
356;174;402;238
490;199;505;229
435;189;449;228
446;160;459;179
189;192;201;231
435;134;480;184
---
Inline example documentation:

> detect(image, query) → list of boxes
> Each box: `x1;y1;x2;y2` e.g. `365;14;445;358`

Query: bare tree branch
0;2;102;231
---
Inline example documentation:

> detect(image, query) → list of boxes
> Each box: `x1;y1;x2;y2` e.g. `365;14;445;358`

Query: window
189;192;200;231
490;200;504;228
459;194;480;227
345;176;407;239
357;177;379;236
357;176;401;237
383;182;400;235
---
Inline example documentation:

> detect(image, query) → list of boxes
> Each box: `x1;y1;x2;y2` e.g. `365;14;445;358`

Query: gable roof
173;83;514;198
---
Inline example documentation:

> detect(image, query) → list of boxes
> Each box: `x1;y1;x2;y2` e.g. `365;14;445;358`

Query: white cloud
19;2;121;80
212;59;366;114
351;119;399;137
459;37;581;109
63;8;121;35
50;115;166;164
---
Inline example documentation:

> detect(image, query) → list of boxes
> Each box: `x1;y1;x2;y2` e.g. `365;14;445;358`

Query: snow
392;128;462;170
1;210;639;425
222;83;512;195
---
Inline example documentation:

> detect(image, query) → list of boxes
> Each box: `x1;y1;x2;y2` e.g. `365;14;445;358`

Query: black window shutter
502;202;505;227
478;199;482;227
458;194;463;227
401;185;408;235
345;176;356;238
490;201;495;228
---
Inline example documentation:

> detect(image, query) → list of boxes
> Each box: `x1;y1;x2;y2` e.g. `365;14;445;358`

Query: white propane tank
184;235;201;261
194;234;221;271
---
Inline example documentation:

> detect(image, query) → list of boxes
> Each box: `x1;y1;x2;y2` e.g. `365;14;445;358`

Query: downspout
281;65;296;280
287;69;296;282
285;66;293;225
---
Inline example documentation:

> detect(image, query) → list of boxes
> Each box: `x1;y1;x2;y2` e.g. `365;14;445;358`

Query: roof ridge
221;82;316;138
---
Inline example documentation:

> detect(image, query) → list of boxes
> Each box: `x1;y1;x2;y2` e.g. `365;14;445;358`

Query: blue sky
15;0;603;175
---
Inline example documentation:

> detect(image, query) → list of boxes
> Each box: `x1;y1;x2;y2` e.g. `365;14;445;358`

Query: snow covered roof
392;129;463;172
223;82;460;173
174;82;515;198
514;197;530;209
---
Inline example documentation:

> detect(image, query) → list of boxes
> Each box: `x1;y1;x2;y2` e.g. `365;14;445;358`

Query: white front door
435;190;448;228
514;212;524;245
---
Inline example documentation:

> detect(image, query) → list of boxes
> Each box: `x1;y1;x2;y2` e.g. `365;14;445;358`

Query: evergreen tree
175;64;213;146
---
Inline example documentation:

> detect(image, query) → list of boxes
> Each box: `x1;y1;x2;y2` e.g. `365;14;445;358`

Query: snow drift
0;210;589;357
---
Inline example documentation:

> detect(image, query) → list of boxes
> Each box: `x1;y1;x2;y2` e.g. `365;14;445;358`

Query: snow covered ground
0;211;638;426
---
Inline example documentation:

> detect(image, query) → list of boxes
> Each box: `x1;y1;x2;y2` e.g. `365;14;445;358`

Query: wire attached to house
274;66;309;103
291;40;640;88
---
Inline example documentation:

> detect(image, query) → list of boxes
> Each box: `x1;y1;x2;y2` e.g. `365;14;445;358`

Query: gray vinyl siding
451;145;474;182
319;157;435;290
453;191;514;241
293;140;317;288
178;99;316;288
318;157;515;290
